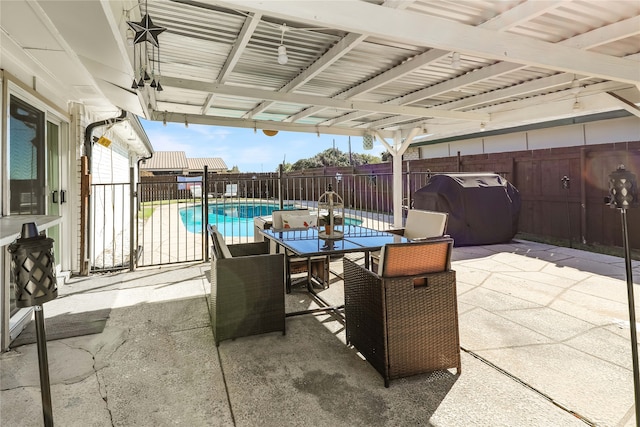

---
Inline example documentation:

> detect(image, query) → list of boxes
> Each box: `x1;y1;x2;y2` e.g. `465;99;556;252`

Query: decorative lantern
8;222;57;427
9;223;58;307
317;184;344;239
609;164;638;210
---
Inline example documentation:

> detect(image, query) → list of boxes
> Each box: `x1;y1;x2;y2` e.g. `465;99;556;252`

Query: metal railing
136;174;205;267
91;169;437;271
90;182;132;271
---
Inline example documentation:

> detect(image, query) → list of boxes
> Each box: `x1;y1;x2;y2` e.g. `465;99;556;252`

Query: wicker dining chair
343;237;461;387
370;209;448;273
208;225;286;346
271;209;329;292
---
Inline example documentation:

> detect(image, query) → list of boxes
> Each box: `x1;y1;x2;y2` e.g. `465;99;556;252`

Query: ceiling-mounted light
162;111;167;126
570;75;581;95
480;122;486;131
573;97;582;111
263;129;278;136
277;24;288;65
278;45;289;65
451;52;461;69
184;115;188;128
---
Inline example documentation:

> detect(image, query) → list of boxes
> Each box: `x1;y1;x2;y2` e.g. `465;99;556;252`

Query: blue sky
141;119;385;173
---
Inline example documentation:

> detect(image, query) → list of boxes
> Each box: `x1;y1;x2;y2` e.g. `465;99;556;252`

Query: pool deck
2;239;639;426
138;200;390;266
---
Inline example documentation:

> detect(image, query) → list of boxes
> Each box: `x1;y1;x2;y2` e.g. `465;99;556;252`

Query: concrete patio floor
1;239;638;426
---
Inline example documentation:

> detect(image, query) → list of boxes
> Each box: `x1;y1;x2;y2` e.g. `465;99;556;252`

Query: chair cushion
403;210;448;240
272;209;311;230
379;238;452;277
281;213;316;229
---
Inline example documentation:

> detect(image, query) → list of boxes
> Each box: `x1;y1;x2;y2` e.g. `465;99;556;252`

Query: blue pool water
179;202;362;237
179;202;295;236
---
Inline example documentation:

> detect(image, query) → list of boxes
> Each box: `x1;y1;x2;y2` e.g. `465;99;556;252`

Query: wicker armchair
208;225;286;346
271;209;329;292
370;209;449;273
343;237;460;387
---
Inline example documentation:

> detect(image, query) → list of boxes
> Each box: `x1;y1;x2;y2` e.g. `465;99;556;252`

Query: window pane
9;96;45;215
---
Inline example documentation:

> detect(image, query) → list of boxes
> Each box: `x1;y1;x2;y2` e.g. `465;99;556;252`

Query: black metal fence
90;182;132;271
91;169;435;271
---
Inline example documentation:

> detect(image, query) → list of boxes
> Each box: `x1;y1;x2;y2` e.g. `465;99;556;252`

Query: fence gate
136;175;205;267
90;181;134;271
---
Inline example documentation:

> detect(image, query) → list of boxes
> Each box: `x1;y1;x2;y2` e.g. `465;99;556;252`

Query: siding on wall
421;116;639;160
528;124;585;150
450;138;483;156
585;117;640;145
484;133;527;154
421;143;450;159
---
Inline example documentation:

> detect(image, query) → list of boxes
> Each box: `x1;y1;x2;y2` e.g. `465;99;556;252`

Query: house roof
3;1;639;145
141;151;189;172
187;158;228;172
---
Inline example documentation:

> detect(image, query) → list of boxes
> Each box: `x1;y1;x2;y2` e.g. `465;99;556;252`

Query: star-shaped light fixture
127;1;166;92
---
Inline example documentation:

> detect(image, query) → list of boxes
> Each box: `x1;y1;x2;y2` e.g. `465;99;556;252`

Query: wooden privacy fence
138;140;639;253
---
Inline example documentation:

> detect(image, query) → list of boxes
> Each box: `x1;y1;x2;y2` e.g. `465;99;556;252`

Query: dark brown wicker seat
208;225;286;346
343;237;461;387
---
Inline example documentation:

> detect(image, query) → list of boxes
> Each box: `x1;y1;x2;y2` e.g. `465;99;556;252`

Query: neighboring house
140;151;227;175
140;151;188;175
186;158;228;175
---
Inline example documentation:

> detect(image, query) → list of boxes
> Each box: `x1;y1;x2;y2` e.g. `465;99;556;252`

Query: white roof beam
209;0;639;84
149;111;395;138
342;9;640;127
288;0;563;124
162;76;490;121
605;91;640;118
244;32;367;118
202;12;261;115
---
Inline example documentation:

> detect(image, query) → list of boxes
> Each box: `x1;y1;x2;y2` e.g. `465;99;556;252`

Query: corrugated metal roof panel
187;158;228;171
141;151;189;171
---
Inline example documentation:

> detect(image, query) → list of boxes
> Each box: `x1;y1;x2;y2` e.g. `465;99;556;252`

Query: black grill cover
413;173;521;246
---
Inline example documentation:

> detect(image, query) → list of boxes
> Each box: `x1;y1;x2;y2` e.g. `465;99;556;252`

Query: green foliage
287;148;382;171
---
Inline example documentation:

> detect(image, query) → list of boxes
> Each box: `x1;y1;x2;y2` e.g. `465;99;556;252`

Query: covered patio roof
3;0;639;142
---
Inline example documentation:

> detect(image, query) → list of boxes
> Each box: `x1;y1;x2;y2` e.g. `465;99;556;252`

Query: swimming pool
179;202;362;237
179;202;295;236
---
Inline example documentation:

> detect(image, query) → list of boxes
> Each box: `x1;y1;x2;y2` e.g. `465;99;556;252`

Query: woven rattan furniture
271;209;328;292
208;225;286;346
371;209;449;273
343;237;461;387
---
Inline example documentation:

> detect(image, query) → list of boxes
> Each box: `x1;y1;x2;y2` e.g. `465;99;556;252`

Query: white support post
376;127;420;228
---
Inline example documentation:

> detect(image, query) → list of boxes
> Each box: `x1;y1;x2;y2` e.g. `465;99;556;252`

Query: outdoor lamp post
608;165;639;426
8;222;58;427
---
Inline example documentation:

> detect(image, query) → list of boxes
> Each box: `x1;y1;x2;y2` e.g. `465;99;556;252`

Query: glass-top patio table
260;226;410;317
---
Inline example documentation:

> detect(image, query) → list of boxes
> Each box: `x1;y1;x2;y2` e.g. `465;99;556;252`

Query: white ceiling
2;0;639;143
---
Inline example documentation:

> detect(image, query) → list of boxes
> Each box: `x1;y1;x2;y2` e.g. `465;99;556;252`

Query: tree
287;148;382;171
